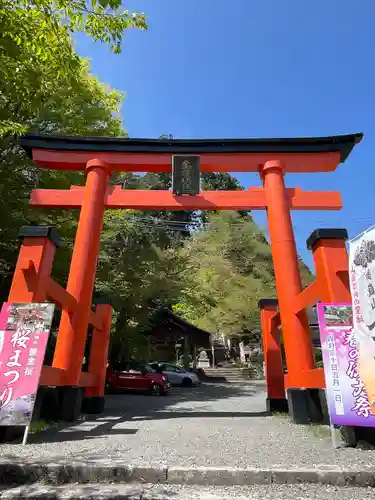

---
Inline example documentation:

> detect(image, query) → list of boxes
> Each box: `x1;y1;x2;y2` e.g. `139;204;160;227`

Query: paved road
2;382;375;469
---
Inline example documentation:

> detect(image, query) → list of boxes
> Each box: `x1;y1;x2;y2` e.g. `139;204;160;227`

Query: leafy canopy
0;0;144;295
173;211;276;337
0;0;145;137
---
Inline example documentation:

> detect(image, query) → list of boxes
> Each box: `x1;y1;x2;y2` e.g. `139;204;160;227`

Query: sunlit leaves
0;0;134;297
172;212;276;337
24;0;147;52
0;0;144;138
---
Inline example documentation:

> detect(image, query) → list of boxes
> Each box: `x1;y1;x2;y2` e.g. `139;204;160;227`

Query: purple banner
318;303;375;427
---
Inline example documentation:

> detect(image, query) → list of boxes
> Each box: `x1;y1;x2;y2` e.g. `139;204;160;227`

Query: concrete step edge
204;372;252;375
204;373;253;375
203;374;252;377
1;482;373;500
203;373;251;376
204;368;251;371
204;370;253;374
203;372;252;374
208;376;254;380
203;377;253;380
1;463;375;488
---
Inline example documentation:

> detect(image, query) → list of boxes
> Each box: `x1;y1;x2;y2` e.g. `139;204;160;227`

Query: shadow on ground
30;418;139;443
105;381;264;412
24;382;267;445
1;485;185;499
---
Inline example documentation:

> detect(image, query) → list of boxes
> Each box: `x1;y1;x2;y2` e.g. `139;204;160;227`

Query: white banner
348;226;375;414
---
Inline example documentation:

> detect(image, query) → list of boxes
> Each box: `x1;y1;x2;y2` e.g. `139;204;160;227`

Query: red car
106;360;170;396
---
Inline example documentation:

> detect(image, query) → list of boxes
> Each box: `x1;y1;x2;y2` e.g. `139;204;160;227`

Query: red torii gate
8;133;362;421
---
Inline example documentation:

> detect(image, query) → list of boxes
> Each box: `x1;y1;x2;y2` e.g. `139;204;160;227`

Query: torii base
82;396;105;415
266;398;289;413
58;387;83;422
287;389;323;424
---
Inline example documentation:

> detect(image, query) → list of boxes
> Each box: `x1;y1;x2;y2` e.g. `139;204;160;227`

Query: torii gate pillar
261;161;315;383
53;160;110;386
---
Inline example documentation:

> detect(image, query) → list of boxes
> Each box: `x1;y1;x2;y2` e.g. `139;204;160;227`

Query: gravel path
1;483;375;499
2;382;375;469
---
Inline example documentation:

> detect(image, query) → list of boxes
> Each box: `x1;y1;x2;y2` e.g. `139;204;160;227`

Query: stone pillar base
0;427;24;444
287;389;310;424
266;398;289;413
340;426;358;447
352;426;375;447
34;387;60;422
308;389;324;423
58;387;83;422
287;388;323;424
82;396;105;415
318;389;330;425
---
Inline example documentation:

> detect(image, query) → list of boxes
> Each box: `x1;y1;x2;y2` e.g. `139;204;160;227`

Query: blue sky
76;0;375;268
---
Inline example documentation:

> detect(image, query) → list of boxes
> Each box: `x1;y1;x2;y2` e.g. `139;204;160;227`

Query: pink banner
0;302;54;426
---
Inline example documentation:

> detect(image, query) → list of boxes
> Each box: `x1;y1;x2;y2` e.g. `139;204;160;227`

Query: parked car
106;360;170;395
150;362;200;387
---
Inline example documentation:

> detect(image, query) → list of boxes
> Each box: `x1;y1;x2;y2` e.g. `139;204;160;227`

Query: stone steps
203;367;254;383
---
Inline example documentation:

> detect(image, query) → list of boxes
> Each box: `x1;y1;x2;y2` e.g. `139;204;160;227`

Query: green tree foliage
95;172;252;357
95;205;187;359
0;0;145;297
299;256;314;288
173;211;276;338
0;0;145;138
202;173;243;191
172;210;313;339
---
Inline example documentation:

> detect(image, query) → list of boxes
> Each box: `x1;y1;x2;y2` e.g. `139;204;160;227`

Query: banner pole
22;424;30;445
330;424;340;449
